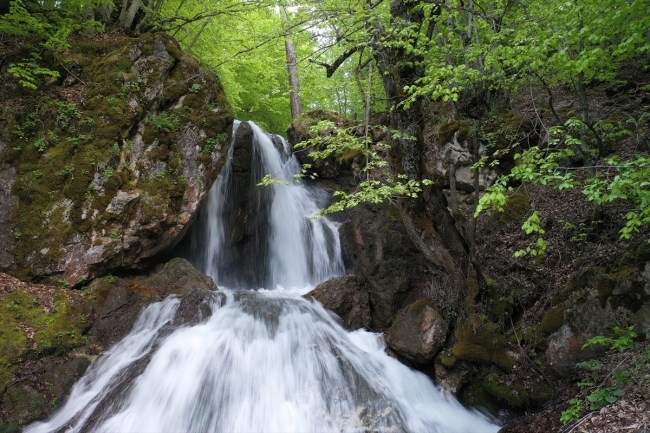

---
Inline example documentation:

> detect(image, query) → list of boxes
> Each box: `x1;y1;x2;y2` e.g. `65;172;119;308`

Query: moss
485;190;531;235
453;315;516;371
0;288;91;391
439;350;457;368
483;373;529;407
552;266;604;306
540;306;565;334
437;119;461;146
126;281;162;302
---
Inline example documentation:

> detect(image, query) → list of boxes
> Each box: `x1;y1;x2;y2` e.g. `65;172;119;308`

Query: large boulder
340;203;430;327
0;32;233;285
386;299;448;364
539;248;650;374
89;257;219;348
305;275;371;330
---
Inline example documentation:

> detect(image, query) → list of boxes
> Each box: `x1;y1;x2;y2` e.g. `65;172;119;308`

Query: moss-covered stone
0;32;233;284
540;306;565;334
453;315;516;371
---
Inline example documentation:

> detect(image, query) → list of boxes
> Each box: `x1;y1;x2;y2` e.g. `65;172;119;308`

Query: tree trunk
285;38;302;119
373;0;474;294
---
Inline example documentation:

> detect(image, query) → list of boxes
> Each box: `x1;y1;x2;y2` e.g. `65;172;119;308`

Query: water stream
26;122;498;433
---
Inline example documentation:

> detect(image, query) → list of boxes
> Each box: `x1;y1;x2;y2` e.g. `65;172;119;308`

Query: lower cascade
26;122;498;433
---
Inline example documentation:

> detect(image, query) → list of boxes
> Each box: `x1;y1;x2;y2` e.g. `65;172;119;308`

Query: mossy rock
0;32;233;284
482;373;529;408
453;315;516;371
481;190;531;236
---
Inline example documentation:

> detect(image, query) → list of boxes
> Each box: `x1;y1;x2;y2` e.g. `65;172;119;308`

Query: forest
0;0;649;432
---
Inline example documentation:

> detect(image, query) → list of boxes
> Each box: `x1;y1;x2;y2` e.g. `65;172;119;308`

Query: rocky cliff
0;32;233;285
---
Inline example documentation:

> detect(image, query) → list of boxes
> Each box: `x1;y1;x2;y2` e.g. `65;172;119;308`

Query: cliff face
0;32;233;285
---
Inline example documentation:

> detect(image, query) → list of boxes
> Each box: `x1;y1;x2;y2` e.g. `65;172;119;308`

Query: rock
41;356;92;403
340;203;430;327
0;32;233;284
0;166;16;269
305;275;371;330
89;257;218;348
386;299;448;364
540;252;650;374
434;358;471;395
2;385;49;425
452;314;516;372
287;111;373;187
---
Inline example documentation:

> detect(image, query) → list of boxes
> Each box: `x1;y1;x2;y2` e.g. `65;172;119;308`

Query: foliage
259;120;432;216
561;326;642;424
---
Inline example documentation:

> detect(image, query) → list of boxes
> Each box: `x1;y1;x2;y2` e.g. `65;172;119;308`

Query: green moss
483;373;529;407
486;190;531;234
540;306;565;334
439;350;457;368
453;315;516;371
0;288;91;391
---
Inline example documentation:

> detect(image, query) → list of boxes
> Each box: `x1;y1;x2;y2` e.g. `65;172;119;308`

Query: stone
340;203;430;327
2;385;49;425
305;275;371;330
0;32;234;285
540;255;650;375
90;257;219;348
386;299;448;364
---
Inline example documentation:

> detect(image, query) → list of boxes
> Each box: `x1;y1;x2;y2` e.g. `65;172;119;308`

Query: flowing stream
26;121;498;433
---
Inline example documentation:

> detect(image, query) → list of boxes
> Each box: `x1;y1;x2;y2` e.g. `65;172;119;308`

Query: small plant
109;230;121;239
85;191;93;202
54;101;81;130
202;138;217;154
107;97;119;107
33;170;43;178
58;279;70;289
34;138;47;152
561;326;640;424
189;83;203;93
103;167;114;179
154;169;166;181
103;274;118;283
148;112;179;133
110;142;120;157
59;164;74;178
513;211;547;258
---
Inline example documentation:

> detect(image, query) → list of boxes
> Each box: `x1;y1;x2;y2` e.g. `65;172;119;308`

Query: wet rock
90;257;218;348
173;290;226;326
42;356;92;403
0;32;233;285
305;275;371;330
340;203;430;327
386;299;448;364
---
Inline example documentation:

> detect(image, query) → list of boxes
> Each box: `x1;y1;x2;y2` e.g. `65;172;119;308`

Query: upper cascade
179;120;344;290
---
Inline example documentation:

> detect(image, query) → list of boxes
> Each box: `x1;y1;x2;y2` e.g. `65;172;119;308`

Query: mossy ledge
0;32;233;285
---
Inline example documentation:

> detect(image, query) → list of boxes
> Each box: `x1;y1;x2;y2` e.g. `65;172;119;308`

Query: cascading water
26;122;499;433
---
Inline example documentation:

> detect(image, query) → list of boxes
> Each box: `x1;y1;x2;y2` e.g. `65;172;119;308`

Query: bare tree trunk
285;38;302;119
83;5;96;37
120;0;142;30
185;17;212;55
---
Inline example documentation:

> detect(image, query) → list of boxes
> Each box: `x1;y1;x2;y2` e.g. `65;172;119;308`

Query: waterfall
26;121;498;433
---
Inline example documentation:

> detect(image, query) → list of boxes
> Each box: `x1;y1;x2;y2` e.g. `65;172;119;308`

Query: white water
26;122;498;433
